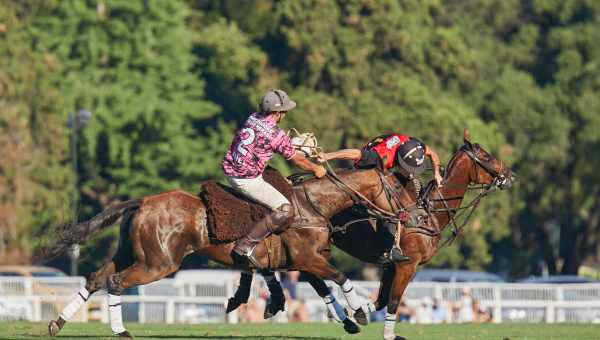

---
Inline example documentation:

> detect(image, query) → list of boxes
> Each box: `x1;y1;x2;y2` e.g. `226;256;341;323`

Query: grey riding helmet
260;89;297;113
396;138;427;175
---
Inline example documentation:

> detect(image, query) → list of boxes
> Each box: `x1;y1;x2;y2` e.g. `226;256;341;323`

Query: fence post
100;294;109;324
493;284;502;323
553;286;564;323
166;299;175;324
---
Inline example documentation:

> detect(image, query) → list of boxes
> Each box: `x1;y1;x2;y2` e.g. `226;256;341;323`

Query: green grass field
1;322;599;340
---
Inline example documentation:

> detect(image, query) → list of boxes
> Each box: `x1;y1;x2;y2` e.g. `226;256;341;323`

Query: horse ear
463;129;472;147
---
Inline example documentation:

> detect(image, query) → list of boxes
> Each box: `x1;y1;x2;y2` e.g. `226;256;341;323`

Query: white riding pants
226;175;290;210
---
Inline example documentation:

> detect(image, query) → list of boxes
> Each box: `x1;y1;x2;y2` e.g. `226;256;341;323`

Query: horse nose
503;172;516;189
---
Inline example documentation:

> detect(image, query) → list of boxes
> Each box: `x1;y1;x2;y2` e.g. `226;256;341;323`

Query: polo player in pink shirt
222;89;326;267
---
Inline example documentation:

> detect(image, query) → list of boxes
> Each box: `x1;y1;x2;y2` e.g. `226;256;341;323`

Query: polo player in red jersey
222;89;326;267
319;134;443;263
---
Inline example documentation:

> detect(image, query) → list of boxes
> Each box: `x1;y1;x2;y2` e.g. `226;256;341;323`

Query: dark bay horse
43;160;408;337
229;131;514;340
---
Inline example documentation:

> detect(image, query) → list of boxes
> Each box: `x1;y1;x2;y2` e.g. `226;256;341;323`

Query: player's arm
318;149;362;162
425;145;443;185
288;152;326;178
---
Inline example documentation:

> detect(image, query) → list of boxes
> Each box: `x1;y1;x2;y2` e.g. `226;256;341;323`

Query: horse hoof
48;320;60;336
353;308;368;326
263;294;285;319
226;297;244;314
48;317;65;336
342;318;360;334
117;330;134;338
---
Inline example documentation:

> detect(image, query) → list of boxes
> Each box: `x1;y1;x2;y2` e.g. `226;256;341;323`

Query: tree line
1;0;599;279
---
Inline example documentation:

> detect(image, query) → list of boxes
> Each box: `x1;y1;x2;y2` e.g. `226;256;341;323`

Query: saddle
200;168;295;244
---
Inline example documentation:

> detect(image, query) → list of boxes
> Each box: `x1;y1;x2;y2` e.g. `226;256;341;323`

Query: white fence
2;271;600;324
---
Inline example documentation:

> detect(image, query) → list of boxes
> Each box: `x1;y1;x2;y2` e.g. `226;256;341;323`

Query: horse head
458;129;514;190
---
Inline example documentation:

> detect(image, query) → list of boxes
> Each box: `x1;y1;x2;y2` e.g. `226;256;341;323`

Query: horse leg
260;269;285;319
105;207;183;338
48;260;116;336
303;272;360;334
298;256;375;326
382;261;419;340
226;271;253;314
106;261;177;338
353;263;396;326
375;264;396;310
225;269;286;319
49;210;137;337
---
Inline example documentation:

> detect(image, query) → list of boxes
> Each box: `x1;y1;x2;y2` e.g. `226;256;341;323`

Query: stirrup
389;247;410;263
231;247;261;269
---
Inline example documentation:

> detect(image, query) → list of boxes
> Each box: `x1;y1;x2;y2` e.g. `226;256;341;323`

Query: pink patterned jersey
222;112;296;178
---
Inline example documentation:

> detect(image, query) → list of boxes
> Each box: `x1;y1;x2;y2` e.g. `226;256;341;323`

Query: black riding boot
231;204;293;268
376;220;410;265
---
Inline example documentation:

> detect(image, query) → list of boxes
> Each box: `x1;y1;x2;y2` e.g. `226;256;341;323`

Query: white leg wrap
362;301;376;313
108;294;126;334
323;294;346;322
341;279;361;311
383;312;397;340
60;287;90;321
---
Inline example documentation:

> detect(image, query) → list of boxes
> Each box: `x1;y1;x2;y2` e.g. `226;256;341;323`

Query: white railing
2;274;600;324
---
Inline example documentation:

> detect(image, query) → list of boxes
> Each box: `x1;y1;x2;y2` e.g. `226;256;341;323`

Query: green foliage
29;0;222;201
5;0;600;278
0;1;71;261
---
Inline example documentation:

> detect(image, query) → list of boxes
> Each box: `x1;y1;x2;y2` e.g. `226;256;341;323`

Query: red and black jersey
355;133;411;169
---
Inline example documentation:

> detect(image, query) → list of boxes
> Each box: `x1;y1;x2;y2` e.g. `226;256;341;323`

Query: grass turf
0;322;599;340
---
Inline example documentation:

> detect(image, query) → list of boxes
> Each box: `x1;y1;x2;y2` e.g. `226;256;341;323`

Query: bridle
423;144;510;246
296;144;511;244
461;145;511;189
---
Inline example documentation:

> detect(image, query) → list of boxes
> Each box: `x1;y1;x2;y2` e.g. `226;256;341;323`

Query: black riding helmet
396;138;427;175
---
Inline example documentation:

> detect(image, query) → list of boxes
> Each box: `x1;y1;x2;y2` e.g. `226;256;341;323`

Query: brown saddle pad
200;168;294;244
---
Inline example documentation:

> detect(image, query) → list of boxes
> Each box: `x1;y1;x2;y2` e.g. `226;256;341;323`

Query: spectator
361;265;380;281
432;298;448;324
289;298;310;322
238;298;265;323
415;297;433;324
397;299;415;323
456;287;474;323
472;299;492;323
281;271;299;300
369;289;386;322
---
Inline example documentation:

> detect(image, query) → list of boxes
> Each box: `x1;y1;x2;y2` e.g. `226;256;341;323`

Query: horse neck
304;169;381;218
429;155;472;232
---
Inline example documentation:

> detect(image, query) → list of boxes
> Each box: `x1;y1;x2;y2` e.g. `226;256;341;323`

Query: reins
429;181;497;247
421;146;503;247
290;133;506;245
323;161;405;224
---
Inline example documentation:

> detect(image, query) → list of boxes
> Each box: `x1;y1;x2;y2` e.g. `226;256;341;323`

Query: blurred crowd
370;287;492;324
237;271;310;323
235;270;492;324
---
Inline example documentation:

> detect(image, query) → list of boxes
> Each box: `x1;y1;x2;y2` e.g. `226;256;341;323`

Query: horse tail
35;198;142;263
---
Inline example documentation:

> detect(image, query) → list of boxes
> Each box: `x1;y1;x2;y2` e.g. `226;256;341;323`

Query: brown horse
229;131;514;340
351;131;513;340
43;154;410;337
